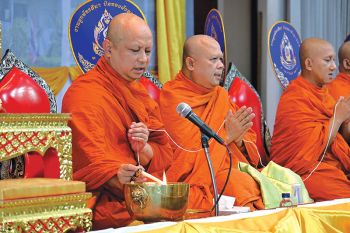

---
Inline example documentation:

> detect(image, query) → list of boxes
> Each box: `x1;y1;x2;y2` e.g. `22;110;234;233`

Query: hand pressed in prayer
336;96;350;124
336;97;350;144
225;106;255;147
127;122;149;153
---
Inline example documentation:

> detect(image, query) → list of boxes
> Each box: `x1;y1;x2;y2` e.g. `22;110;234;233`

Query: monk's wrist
235;140;245;151
225;135;235;145
106;175;124;194
334;115;345;125
139;143;153;166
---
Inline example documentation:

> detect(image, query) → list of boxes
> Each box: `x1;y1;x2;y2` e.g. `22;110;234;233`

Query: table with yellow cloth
93;198;350;233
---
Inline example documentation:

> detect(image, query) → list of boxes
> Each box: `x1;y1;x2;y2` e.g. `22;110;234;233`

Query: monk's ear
343;58;350;70
103;39;112;57
185;57;195;71
304;58;313;71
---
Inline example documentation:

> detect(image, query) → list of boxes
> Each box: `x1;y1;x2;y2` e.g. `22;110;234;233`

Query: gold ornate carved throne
0;28;92;231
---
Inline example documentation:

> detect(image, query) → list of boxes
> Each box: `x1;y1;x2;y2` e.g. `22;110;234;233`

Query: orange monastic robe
159;72;264;213
328;72;350;100
271;76;350;201
62;57;173;230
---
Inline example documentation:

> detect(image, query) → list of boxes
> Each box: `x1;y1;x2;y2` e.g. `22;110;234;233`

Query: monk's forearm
227;134;246;153
139;143;153;167
106;176;124;198
146;142;173;174
226;134;240;147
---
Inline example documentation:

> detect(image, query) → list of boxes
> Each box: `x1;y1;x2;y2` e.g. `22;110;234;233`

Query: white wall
257;0;286;134
219;0;286;134
218;0;252;81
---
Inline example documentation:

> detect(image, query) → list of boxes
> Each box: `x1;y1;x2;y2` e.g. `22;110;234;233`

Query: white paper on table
218;195;250;216
218;195;236;209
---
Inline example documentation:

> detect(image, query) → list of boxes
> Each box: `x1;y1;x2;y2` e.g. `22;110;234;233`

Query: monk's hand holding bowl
225;106;255;149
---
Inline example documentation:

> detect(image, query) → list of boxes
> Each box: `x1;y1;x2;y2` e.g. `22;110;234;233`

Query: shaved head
102;13;153;81
298;37;336;87
338;41;350;73
106;13;151;45
299;38;333;70
338;41;350;62
181;34;224;89
182;35;221;69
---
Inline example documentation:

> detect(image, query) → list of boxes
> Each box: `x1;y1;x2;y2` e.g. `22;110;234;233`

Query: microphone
176;102;225;145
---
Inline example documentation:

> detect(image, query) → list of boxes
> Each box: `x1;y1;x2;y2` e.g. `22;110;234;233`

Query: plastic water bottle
292;183;303;205
279;193;293;207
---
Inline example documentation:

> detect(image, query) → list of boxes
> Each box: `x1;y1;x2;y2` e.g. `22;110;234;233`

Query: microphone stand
201;132;219;216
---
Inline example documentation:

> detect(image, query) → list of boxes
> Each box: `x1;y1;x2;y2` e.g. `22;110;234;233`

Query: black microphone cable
210;144;233;213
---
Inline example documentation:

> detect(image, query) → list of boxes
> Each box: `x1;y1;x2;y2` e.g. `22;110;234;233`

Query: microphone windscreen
176;102;191;117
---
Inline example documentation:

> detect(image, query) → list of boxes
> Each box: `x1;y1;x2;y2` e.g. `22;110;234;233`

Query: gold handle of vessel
131;185;149;209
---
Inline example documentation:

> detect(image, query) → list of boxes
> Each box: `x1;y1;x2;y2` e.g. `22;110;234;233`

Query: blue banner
268;21;301;89
69;0;145;73
204;9;227;69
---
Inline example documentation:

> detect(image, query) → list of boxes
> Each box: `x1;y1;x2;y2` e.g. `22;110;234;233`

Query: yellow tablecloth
100;198;350;233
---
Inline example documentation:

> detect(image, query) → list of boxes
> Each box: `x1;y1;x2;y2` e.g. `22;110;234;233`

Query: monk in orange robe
62;13;172;230
159;35;264;214
271;38;350;201
328;41;350;100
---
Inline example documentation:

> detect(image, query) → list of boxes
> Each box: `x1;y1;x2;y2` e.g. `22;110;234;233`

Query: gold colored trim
0;209;92;232
0;193;91;210
0;113;71;122
127;0;147;23
0;114;73;180
0;113;92;232
0;193;92;232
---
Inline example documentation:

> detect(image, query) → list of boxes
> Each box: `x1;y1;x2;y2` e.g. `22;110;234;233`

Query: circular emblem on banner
345;33;350;42
268;21;301;89
69;0;145;73
204;9;227;84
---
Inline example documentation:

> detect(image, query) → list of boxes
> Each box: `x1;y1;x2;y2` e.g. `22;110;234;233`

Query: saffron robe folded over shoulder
159;72;264;213
270;76;350;201
328;72;350;100
62;57;173;230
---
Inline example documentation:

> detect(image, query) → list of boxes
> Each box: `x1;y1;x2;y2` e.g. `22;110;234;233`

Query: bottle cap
282;193;290;198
